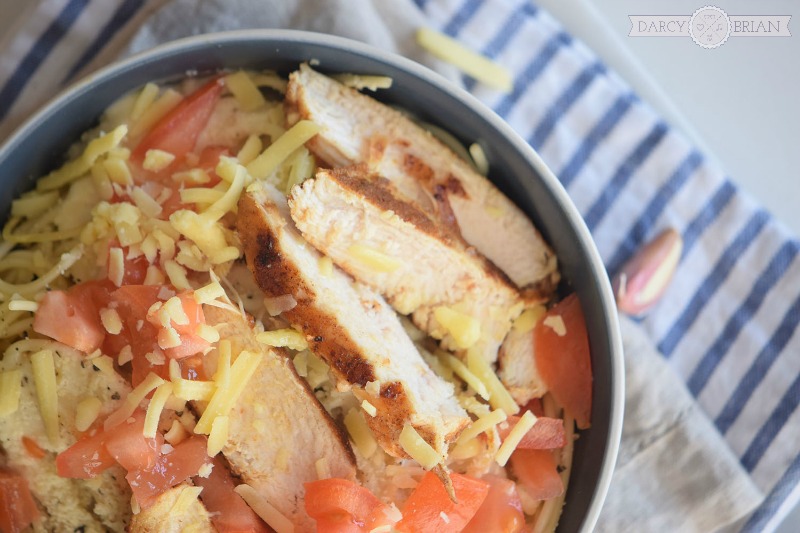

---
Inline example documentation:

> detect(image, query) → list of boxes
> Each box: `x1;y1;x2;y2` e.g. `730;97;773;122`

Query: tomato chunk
305;478;399;533
132;77;223;164
34;289;104;353
127;435;210;509
509;449;564;501
498;416;566;450
194;457;269;533
463;475;525;533
534;293;593;429
104;411;161;472
56;428;116;479
0;468;39;533
396;472;489;533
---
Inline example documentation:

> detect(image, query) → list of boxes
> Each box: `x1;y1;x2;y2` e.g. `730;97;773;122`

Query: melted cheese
347;244;402;273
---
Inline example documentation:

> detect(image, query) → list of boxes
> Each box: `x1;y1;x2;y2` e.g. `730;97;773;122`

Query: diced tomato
56;427;116;479
104;411;161;472
305;478;399;533
21;436;46;459
127;435;210;509
0;468;39;533
534;294;593;429
463;476;525;533
521;398;544;417
509;449;564;501
498;416;566;450
120;252;149;286
34;289;104;353
131;78;223;165
396;472;489;533
193;457;269;533
162;293;210;360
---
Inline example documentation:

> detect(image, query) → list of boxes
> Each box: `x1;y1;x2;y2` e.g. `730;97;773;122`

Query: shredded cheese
11;191;59;219
399;423;442;469
225;71;267;111
468;142;489;175
214;340;232;388
173;379;216;402
344;408;378;458
256;328;308;351
143;382;172;438
246;120;321;180
31;350;59;445
130;89;182;138
513;305;546;333
100;307;123;335
170;485;204;514
108;247;125;287
415;28;513;92
164;419;189;446
172;168;210;185
449;436;482;461
234;484;295;533
458;408;507;446
315;457;331;480
361;399;378;417
130;82;159;120
143;149;176;172
318;255;333;277
194;281;225;304
103;157;133;186
207;415;229;456
543;315;567;337
236;134;263;165
446;355;490;400
495;410;537;467
433;306;481;350
164;260;192;291
196;324;220;343
131;187;163;218
37;125;128;192
197;462;214;478
104;372;165;430
194;350;262;434
347;244;403;273
0;369;22;416
332;73;393;91
75;397;103;432
467;348;520;415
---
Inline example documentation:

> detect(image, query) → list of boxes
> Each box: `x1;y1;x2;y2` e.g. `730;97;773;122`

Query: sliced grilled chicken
0;343;132;532
201;305;357;530
285;63;559;294
289;166;523;363
130;483;214;533
497;324;548;405
237;184;470;461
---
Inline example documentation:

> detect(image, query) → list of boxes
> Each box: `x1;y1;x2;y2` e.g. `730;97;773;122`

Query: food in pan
0;64;592;533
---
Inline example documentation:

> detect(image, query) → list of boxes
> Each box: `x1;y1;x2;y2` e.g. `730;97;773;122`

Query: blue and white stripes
1;0;799;529
415;0;800;529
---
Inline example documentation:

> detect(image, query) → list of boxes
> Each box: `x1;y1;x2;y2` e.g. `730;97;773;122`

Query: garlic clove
612;228;682;316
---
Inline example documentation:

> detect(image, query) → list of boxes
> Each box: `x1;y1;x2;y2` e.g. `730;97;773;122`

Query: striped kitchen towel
0;0;798;531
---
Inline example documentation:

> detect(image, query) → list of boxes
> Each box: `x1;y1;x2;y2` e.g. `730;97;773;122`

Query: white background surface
540;0;800;236
0;0;797;529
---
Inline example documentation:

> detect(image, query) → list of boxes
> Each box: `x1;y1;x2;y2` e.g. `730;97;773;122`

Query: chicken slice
237;184;470;461
0;343;132;532
200;305;357;530
285;63;559;294
129;483;214;533
289;165;523;363
497;324;548;405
